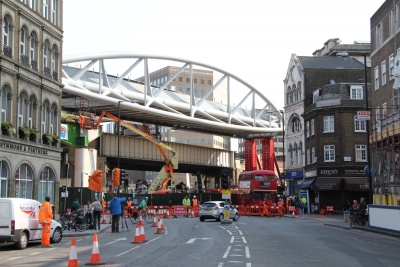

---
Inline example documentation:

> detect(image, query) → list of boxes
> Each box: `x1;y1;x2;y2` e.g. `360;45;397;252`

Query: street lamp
117;100;122;196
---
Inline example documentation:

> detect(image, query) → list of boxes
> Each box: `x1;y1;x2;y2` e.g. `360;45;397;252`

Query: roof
298;56;365;69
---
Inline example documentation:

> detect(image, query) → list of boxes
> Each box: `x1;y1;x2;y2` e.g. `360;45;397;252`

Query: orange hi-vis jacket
38;201;53;224
192;198;198;207
126;200;132;207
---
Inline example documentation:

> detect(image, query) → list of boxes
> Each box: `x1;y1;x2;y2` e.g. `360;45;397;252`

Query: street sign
357;111;370;121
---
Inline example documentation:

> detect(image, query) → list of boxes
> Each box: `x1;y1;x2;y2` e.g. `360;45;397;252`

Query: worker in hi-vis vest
38;196;53;247
182;195;191;217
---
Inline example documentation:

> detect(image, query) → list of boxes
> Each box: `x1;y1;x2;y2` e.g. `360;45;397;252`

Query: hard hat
128;197;131;200
193;195;196;198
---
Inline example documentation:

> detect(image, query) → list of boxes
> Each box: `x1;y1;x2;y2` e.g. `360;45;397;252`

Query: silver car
199;201;239;222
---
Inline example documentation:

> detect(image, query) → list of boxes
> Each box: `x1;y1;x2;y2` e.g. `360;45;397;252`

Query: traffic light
221;170;229;189
112;168;120;186
120;169;126;185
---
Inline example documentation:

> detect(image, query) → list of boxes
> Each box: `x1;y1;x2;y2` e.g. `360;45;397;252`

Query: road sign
357;111;370;120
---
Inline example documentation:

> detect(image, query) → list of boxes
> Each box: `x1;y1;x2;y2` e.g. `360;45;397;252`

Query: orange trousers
41;223;51;246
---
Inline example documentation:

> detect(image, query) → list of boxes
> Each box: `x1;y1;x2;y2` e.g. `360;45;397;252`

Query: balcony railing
31;60;38;71
21;54;29;67
44;67;51;78
3;45;12;58
52;71;58;81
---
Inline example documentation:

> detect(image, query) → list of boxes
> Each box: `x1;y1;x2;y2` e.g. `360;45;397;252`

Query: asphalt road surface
0;216;399;267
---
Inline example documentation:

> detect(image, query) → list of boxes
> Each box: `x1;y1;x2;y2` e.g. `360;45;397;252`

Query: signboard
357;111;370;121
222;189;231;200
173;205;187;215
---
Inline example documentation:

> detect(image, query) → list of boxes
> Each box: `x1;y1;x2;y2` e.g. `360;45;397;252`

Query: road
0;216;399;267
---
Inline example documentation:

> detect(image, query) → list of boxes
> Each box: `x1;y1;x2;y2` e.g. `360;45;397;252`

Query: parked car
0;198;63;249
199;201;239;222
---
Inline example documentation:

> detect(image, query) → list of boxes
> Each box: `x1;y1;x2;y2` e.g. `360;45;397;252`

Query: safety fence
111;205;297;219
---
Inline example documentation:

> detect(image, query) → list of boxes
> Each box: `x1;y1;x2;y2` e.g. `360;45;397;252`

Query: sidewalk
299;213;400;238
62;223;112;237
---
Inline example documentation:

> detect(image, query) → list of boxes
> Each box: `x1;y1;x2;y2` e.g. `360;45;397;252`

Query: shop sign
0;140;48;155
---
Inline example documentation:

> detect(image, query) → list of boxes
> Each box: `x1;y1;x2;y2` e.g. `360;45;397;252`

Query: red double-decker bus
237;170;280;206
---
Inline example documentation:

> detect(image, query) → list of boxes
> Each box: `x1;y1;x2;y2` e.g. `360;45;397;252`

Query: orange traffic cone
131;222;142;244
101;215;107;224
139;220;148;242
155;217;163;234
292;211;296;218
152;216;158;227
68;237;78;267
164;209;170;219
86;234;105;265
159;217;165;230
191;210;195;218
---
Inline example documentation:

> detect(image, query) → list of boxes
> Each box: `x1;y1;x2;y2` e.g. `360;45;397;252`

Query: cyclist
138;197;148;217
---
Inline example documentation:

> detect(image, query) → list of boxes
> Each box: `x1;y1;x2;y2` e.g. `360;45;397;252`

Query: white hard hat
193;195;196;198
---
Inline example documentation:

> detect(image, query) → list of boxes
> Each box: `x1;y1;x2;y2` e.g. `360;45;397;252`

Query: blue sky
63;0;385;110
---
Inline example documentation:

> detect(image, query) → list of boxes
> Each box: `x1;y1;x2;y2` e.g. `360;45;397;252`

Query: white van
0;198;63;249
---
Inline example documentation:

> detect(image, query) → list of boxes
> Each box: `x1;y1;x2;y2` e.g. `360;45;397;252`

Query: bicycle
129;208;154;225
349;211;361;227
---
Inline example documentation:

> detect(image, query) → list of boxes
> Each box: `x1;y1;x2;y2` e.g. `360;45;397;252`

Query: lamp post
117;100;122;196
364;54;373;203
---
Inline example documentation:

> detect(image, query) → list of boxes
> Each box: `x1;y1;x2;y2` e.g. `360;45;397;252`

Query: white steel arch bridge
61;52;283;138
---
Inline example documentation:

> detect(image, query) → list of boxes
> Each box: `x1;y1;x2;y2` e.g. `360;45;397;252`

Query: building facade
0;0;63;212
370;0;400;205
283;38;371;211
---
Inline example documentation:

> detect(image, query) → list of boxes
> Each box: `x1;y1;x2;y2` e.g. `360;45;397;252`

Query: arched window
49;104;57;135
0;161;8;197
28;95;37;129
298;142;303;164
3;17;9;47
15;163;34;199
20;28;26;55
291;116;302;133
1;86;11;122
43;41;48;68
38;166;55;203
294;143;298;165
18;93;26;127
41;101;49;134
289;144;293;166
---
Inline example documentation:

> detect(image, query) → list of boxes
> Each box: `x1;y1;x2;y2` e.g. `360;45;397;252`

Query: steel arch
61;52;283;137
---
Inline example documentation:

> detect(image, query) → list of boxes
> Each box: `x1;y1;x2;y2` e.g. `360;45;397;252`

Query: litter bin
314;204;319;214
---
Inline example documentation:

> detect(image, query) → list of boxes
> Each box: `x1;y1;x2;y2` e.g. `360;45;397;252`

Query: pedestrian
126;197;132;207
108;194;126;233
138;197;148;214
342;200;351;222
299;196;307;218
182;195;191;217
91;198;102;230
38;196;53;247
101;196;107;210
358;197;367;225
352;200;359;210
192;195;199;216
71;199;80;212
84;200;93;228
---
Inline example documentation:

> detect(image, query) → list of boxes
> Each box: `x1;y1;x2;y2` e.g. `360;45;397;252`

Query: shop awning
297;178;316;189
343;178;369;191
312;178;343;191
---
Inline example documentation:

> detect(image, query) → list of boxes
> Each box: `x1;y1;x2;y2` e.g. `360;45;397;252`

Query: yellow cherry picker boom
79;111;178;194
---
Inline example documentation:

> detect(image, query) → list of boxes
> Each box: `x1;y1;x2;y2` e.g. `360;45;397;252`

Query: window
354;115;366;132
43;42;48;67
201;79;204;84
382;102;387;119
291;117;302;133
41;102;48;133
306;149;310;165
393;95;399;113
185;138;190;144
0;161;8;197
3;17;9;47
323;116;334;133
306;121;310;137
178;77;183;82
298;142;303;164
29;0;36;10
186;78;190;83
51;0;57;24
376;22;382;46
38;167;55;203
18;93;25;127
49;104;57;135
30;33;36;61
294;143;298;165
20;28;26;56
311;119;315;135
381;60;387;86
390;10;395;34
289;144;293;165
312;147;316;163
389;54;394;80
374;66;379;90
324;145;335;162
43;0;49;20
355;145;367;162
15;163;33;199
1;87;9;122
28;96;36;128
350;85;363;99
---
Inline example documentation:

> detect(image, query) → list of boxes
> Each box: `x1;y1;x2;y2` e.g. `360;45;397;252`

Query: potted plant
42;133;53;144
1;122;14;136
18;126;31;140
29;129;38;142
51;135;60;146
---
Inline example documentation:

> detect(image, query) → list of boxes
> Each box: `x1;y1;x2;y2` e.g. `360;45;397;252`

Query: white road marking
116;246;139;257
246;263;252;267
242;236;247;243
145;236;162;244
223;246;232;258
230;236;234;243
186;238;212;243
245;246;250;258
218;263;223;267
238;230;243;235
30;252;41;255
226;230;233;235
103;237;127;245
